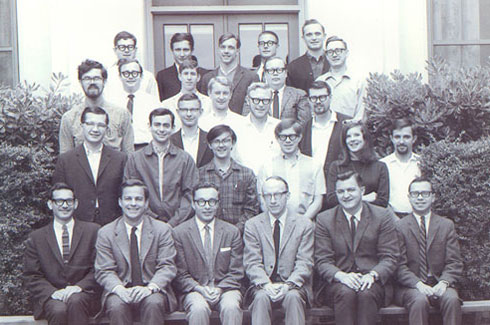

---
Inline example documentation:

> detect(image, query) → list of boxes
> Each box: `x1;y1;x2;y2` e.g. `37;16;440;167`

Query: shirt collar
195;216;216;232
268;208;288;228
385;152;419;163
306;51;326;62
312;111;338;128
124;219;144;234
146;141;176;156
83;142;103;155
53;218;74;232
219;62;238;75
342;205;363;223
413;211;432;225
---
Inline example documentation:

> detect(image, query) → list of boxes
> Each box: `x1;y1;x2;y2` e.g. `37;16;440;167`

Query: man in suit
23;183;100;325
95;179;177;325
170;93;213;168
287;19;329;93
244;176;314;325
254;31;280;82
200;33;260;115
243;56;311;126
395;177;463;325
315;171;398;325
156;32;209;101
53;106;126;226
173;182;244;325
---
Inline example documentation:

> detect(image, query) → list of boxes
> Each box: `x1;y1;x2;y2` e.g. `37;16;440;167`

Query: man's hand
415;281;435;296
263;282;281;299
62;286;82;302
359;273;375;291
113;285;133;304
271;283;290;302
51;289;66;301
335;271;362;291
207;287;222;305
432;281;449;297
195;285;218;303
130;286;152;304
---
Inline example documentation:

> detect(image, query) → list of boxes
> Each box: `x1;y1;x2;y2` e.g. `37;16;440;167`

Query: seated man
244;176;314;325
95;179;177;325
173;182;244;325
395;177;463;325
23;183;100;325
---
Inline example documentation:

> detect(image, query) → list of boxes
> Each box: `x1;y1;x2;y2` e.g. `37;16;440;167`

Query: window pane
238;24;262;69
0;0;12;47
479;0;490;39
190;24;215;70
163;25;188;67
480;45;490;66
265;23;289;63
0;52;13;86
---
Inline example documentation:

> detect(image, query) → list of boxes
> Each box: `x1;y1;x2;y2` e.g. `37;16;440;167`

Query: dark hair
178;58;199;74
325;35;348;50
391;117;416;135
192;182;220;198
119;179;149;200
408;176;432;193
218;33;241;49
50;182;75;200
170;33;194;51
274;118;303;138
78;59;108;81
264;56;286;69
80;106;109;125
308;80;332;96
149;108;175;127
302;19;325;35
258;30;279;43
263;175;289;192
114;31;137;47
117;58;143;75
338;121;377;166
336;170;364;188
177;93;202;108
207;124;237;145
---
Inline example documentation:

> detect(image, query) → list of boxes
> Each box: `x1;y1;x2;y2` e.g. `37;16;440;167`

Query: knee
358;288;378;303
283;289;303;306
48;301;68;319
143;293;166;312
252;290;271;308
66;292;87;308
106;295;129;314
440;291;461;308
335;286;357;305
189;298;211;315
408;292;429;310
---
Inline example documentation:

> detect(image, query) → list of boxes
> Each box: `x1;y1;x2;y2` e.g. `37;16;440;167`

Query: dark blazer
173;218;244;297
395;213;463;288
314;202;398;303
199;65;260;115
52;145;127;226
156;64;209;101
286;53;330;93
170;128;213;168
23;220;100;319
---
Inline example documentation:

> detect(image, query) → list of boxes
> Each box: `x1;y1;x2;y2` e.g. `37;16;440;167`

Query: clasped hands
263;282;291;302
113;284;156;304
195;285;223;305
51;285;82;302
415;280;448;298
335;271;375;291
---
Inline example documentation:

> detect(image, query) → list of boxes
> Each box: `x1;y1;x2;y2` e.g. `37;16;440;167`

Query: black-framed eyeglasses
409;191;432;198
326;48;346;56
250;97;272;105
121;71;141;78
277;134;299;142
81;76;103;83
177;108;201;114
194;199;219;207
116;45;135;52
258;40;277;47
211;138;233;146
308;95;329;103
262;191;288;201
51;199;76;207
265;67;286;74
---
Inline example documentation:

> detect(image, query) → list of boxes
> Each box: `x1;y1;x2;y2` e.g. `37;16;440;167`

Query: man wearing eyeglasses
173;182;244;325
395;177;463;325
316;36;366;121
254;31;280;82
244;176;314;325
24;183;100;325
53;107;127;226
258;119;325;221
198;125;259;233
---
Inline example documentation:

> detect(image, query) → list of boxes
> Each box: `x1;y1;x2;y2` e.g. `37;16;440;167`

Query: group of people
23;18;464;325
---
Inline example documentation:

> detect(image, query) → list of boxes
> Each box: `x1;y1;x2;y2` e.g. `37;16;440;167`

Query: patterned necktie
204;225;214;286
130;226;143;286
127;94;135;116
419;216;429;283
350;215;356;247
62;225;70;263
273;90;280;119
271;219;281;280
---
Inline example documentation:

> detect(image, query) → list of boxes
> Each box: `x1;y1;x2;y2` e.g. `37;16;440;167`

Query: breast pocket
232;181;245;204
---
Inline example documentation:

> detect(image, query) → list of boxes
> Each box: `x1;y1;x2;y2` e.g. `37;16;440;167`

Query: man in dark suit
23;183;100;325
244;176;314;325
95;179;177;325
395;177;463;325
315;171;398;325
173;182;244;325
199;33;260;115
170;93;213;168
53;106;126;226
286;19;329;93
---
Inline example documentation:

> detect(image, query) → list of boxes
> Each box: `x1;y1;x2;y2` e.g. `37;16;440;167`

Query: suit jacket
243;210;314;303
170;128;213;168
199;65;260;115
95;214;178;312
23;220;100;319
52;145;127;226
156;64;209;101
286;53;330;93
173;218;244;296
396;213;463;288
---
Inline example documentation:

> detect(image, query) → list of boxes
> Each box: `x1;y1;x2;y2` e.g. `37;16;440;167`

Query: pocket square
220;247;231;252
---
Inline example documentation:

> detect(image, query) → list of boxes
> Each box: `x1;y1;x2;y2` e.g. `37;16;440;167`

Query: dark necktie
273;90;279;119
419;216;429;283
271;219;281;281
204;225;214;285
62;225;70;263
130;226;143;286
127;94;135;116
350;215;356;247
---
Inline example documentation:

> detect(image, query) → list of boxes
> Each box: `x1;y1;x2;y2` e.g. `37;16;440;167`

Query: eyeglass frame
121;71;141;78
258;40;278;47
51;198;76;207
262;191;288;201
409;191;433;198
81;76;104;83
194;199;219;207
265;67;286;75
249;97;272;105
211;137;233;146
277;134;300;142
308;94;330;103
116;44;136;52
326;48;346;56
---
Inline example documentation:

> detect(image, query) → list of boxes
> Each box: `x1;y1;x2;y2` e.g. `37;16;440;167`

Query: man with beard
380;118;421;218
59;59;134;154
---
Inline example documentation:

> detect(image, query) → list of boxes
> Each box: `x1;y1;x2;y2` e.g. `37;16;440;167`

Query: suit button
269;265;273;269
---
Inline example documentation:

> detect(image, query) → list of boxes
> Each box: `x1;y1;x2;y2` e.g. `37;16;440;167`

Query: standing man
59;59;134;154
287;19;329;93
255;31;280;82
395;177;463;325
124;108;198;227
315;171;398;325
244;176;314;325
199;125;260;233
200;33;259;115
53;107;126;226
171;93;214;168
95;179;177;324
24;183;100;325
316;36;366;121
156;33;209;101
380;118;421;218
173;182;244;325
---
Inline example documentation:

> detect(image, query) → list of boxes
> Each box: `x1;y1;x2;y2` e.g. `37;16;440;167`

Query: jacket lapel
114;218;131;265
427;214;440;251
279;212;296;256
96;146;112;181
196;129;207;165
75;145;96;185
232;67;244;91
212;219;224;263
408;214;421;244
45;223;64;266
189;219;207;263
175;130;184;148
336;209;353;251
353;205;370;252
259;213;274;249
69;220;83;262
140;215;155;263
280;87;292;115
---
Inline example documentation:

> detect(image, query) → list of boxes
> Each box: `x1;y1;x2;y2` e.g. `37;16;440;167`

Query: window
0;0;19;87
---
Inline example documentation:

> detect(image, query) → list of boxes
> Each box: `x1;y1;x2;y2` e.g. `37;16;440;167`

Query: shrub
419;137;490;300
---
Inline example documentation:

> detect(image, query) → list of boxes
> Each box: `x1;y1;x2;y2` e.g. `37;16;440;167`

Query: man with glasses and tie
395;177;463;325
24;183;100;325
244;176;314;325
95;179;178;325
173;182;244;325
315;171;398;325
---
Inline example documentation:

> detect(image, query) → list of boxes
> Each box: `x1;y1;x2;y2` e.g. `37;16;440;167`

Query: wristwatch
368;271;379;281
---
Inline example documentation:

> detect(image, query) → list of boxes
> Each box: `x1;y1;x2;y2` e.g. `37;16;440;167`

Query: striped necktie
62;225;70;263
204;225;214;286
419;216;429;283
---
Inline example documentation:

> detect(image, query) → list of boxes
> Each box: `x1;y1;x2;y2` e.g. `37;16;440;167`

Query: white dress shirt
83;143;103;184
181;129;200;163
342;206;363;230
311;112;338;165
268;209;287;241
124;220;143;252
413;211;431;235
53;218;74;256
195;216;216;248
105;65;159;98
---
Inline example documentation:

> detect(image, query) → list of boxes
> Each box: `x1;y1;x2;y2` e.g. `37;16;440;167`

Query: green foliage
419;138;490;300
365;57;490;157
